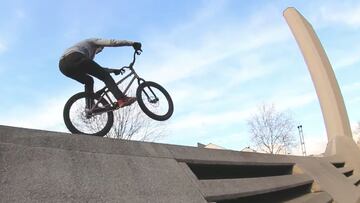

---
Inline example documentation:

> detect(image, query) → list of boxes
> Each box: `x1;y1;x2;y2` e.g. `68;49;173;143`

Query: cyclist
59;38;142;108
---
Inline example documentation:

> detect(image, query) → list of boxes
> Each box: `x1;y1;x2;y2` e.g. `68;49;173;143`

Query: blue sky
1;0;360;155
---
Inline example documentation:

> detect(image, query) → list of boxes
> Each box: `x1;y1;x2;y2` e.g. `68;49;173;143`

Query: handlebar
130;49;142;67
108;49;142;75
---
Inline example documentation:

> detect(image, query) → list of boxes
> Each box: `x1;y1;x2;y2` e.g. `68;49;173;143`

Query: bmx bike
63;50;174;136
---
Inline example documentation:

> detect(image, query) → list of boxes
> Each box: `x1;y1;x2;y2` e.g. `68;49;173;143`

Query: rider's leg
78;57;125;99
59;54;95;108
83;77;95;108
78;58;137;107
61;68;95;108
75;77;94;109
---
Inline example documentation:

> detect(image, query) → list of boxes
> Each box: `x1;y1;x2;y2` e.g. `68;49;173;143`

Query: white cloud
1;100;66;132
348;96;360;105
143;49;230;84
0;41;7;53
139;3;336;150
170;106;257;131
343;82;360;92
139;3;290;86
132;10;294;148
224;54;285;87
319;4;360;28
271;92;318;111
170;84;223;106
0;8;28;55
333;53;360;70
343;83;360;105
0;95;69;132
15;8;26;19
351;121;360;141
291;133;328;156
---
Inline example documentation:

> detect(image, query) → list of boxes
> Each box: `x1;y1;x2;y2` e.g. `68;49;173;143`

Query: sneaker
117;96;137;108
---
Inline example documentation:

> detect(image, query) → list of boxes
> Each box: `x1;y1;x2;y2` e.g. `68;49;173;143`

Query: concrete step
348;175;360;186
284;192;333;203
198;174;313;202
338;166;354;176
324;156;345;168
167;144;296;166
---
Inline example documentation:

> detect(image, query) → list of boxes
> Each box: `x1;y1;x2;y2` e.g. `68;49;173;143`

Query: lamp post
297;125;307;156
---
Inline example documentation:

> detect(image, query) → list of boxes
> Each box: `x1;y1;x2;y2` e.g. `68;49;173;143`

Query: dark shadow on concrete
187;163;293;180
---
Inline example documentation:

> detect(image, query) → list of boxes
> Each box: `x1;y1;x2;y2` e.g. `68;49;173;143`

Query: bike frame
90;51;145;114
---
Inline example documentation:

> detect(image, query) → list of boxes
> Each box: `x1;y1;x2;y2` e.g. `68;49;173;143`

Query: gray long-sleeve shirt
61;38;134;59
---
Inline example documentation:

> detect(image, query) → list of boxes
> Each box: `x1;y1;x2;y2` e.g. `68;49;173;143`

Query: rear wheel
136;81;173;121
63;92;114;136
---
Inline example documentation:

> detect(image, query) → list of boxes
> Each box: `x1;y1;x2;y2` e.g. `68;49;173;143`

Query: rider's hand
132;42;142;51
114;68;125;75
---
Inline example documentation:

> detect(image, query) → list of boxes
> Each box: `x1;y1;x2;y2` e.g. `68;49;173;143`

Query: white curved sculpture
284;7;352;140
283;7;360;173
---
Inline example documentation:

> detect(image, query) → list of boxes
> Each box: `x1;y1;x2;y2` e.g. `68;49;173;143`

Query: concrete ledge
0;141;207;203
323;156;345;167
167;144;295;165
2;125;360;202
338;166;354;176
199;174;313;202
285;192;332;203
0;125;296;166
348;175;360;186
0;125;174;159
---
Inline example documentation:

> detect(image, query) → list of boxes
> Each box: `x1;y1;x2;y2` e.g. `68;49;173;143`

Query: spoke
69;98;109;134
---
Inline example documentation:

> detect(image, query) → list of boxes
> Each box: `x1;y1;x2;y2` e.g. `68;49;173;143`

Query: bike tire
63;92;114;136
136;81;174;121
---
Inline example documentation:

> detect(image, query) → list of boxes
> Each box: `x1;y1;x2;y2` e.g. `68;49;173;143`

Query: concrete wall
1;125;359;202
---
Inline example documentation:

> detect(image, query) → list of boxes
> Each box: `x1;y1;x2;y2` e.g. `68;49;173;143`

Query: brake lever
113;67;126;75
119;67;126;75
136;49;142;55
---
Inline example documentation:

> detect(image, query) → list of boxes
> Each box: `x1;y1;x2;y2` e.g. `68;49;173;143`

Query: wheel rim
139;85;170;117
68;97;110;135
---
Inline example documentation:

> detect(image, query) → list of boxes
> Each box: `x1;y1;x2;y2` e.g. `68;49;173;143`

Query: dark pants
59;52;124;101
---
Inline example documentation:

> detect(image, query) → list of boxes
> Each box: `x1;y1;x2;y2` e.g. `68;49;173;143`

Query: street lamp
297;125;307;156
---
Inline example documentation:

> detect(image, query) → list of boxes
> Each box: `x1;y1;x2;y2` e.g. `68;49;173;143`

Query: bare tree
247;103;296;154
105;103;168;141
71;97;168;141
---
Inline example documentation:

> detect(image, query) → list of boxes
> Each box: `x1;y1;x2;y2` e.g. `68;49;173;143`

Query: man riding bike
59;38;142;109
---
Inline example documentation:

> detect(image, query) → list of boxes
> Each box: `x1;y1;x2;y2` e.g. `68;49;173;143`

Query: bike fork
143;87;159;103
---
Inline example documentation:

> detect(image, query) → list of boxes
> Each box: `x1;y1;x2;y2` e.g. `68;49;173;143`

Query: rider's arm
103;67;124;75
91;38;134;47
103;67;113;72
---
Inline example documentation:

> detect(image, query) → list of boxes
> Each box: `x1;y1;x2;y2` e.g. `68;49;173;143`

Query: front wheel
136;81;174;121
63;92;114;136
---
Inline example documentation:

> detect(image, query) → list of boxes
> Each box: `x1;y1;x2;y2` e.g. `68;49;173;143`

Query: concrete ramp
0;125;359;202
